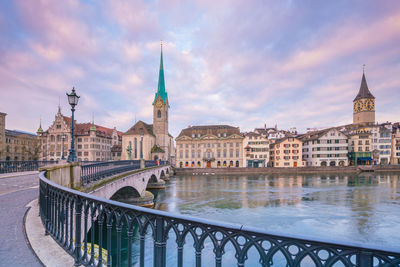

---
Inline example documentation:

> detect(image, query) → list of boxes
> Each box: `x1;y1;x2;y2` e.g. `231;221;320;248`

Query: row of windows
180;142;240;149
275;156;300;160
179;149;240;159
179;160;240;168
248;154;268;159
276;143;300;148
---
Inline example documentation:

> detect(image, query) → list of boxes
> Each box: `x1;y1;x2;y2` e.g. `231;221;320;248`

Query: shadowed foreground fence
39;171;400;267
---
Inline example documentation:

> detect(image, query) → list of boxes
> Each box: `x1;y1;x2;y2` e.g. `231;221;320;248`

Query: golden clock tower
353;71;375;125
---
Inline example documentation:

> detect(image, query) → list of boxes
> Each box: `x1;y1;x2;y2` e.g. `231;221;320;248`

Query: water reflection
154;173;400;248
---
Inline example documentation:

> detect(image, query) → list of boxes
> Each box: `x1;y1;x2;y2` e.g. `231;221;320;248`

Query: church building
122;44;174;161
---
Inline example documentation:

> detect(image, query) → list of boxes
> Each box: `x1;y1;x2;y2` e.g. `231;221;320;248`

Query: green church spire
153;41;168;104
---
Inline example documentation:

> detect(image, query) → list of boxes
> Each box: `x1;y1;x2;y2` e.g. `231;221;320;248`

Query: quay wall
175;165;400;175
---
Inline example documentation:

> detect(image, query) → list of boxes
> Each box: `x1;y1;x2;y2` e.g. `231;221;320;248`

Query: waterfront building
111;144;122;160
353;71;375;125
37;108;122;161
0;112;39;161
391;124;400;165
243;132;269;167
175;125;244;168
300;128;348;167
370;123;392;165
270;137;304;167
346;127;372;165
122;44;174;161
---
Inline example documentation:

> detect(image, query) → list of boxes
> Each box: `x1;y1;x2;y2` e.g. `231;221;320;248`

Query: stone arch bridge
88;165;172;202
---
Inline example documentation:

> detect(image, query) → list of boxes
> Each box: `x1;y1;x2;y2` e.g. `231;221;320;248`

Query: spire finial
90;112;96;131
363;64;365;74
161;40;163;51
58;97;61;113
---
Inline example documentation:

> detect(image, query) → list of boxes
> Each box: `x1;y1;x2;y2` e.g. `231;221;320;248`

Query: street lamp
140;133;144;159
61;133;66;160
66;87;80;162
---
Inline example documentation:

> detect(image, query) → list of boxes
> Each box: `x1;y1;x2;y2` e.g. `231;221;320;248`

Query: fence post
154;216;166;267
358;251;373;267
74;196;82;266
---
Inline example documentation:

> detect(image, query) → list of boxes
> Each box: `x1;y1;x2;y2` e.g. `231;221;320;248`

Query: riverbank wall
175;165;400;175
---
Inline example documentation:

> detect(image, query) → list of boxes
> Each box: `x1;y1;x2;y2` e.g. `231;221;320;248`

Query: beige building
346;128;372;165
391;125;400;165
243;132;269;167
37;108;122;161
122;44;174;162
353;72;375;125
176;125;244;168
270;137;304;167
0;112;40;161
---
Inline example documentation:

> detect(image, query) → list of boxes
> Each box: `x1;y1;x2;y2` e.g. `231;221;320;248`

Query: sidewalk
25;199;75;267
0;171;38;179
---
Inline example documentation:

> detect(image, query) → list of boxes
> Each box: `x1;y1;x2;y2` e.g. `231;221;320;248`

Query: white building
300;128;349;167
371;123;392;165
243;132;269;167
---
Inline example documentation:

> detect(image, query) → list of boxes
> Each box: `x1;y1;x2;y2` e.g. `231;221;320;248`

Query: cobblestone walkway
0;174;42;267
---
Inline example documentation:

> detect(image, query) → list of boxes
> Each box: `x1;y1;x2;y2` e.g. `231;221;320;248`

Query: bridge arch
110;186;141;201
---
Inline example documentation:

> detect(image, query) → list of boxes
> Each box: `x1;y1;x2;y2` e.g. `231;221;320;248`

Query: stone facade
346;128;372;165
176;125;244;168
37;108;122;161
270;137;304;167
243;132;269;167
0;112;39;161
300;128;348;167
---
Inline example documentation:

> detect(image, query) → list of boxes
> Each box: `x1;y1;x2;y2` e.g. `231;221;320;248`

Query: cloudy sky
1;0;399;137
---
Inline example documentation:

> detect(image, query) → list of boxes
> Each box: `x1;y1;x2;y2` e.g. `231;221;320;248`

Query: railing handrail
38;171;400;255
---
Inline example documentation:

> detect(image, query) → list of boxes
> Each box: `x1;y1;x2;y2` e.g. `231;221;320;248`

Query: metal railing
81;160;141;185
0;160;58;174
39;171;400;267
145;160;168;168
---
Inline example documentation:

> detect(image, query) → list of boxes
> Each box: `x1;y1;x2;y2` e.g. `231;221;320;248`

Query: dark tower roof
354;73;375;101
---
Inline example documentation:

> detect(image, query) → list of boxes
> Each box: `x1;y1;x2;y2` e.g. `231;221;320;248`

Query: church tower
353;70;375;125
153;42;169;158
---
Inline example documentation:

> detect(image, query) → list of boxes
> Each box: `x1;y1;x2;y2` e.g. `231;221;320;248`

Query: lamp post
140;133;144;159
61;133;66;160
66;87;80;162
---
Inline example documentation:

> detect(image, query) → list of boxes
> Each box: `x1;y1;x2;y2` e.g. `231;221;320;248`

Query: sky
1;0;399;138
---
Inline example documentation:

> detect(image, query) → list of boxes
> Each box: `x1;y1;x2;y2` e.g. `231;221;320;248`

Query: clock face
354;101;362;112
366;100;374;111
155;98;163;108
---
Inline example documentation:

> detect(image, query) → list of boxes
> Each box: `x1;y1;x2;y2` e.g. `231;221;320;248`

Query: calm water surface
107;172;400;266
154;173;400;248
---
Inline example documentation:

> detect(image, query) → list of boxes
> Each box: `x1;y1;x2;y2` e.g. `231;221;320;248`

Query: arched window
217;161;221;167
191;161;195;167
230;161;233;167
180;162;183;168
223;161;226;167
197;161;201;167
185;162;188;167
50;135;55;142
236;161;239;167
57;135;61;142
157;110;161;118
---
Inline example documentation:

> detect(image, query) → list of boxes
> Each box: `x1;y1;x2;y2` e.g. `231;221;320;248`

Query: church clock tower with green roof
153;42;170;159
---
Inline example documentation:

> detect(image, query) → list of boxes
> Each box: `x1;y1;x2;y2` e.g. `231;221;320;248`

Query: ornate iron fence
81;160;141;185
0;160;58;174
145;160;168;168
39;171;400;267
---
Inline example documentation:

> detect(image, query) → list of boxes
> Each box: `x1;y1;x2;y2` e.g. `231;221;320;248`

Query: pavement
0;172;73;267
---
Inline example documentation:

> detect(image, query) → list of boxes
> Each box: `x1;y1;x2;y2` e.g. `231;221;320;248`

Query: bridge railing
0;160;58;174
81;160;140;185
145;160;168;168
39;171;400;267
